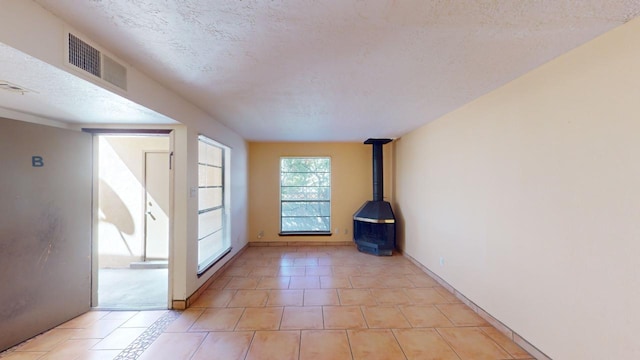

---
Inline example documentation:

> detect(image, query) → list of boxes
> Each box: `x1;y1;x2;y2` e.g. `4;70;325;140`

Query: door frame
88;129;174;309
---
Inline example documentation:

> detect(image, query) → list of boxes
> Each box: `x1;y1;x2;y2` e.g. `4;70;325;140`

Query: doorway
93;133;172;309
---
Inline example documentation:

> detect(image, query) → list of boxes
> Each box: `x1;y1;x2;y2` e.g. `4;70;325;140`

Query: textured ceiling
0;43;177;125
13;1;640;140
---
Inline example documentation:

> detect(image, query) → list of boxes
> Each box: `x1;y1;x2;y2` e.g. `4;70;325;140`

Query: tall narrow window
197;135;230;274
280;157;331;234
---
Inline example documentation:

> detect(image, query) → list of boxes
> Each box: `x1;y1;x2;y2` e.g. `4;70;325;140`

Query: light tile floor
1;245;535;360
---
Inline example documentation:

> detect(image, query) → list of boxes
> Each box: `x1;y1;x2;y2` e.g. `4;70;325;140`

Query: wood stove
353;138;396;256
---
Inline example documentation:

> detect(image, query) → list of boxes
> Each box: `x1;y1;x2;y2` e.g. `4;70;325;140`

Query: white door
144;151;170;260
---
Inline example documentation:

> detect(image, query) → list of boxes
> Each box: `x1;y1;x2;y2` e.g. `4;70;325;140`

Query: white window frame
279;156;331;234
197;135;231;275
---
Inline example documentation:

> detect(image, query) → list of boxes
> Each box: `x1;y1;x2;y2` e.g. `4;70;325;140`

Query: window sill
197;247;232;278
279;231;332;236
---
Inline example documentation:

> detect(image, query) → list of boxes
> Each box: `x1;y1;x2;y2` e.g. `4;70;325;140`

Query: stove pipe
365;138;391;201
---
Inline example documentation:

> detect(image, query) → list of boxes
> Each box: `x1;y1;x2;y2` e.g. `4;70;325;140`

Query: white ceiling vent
67;33;127;91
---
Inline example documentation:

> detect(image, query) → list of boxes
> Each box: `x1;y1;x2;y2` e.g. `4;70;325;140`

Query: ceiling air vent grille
67;33;127;91
68;33;101;77
102;54;127;90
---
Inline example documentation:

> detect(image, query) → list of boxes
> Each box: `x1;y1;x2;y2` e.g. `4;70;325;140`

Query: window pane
198;231;223;265
281;158;330;173
198;141;207;161
282;216;330;232
201;142;222;166
198;208;222;239
282;201;330;217
281;186;330;201
199;187;222;210
280;172;330;187
198;165;222;187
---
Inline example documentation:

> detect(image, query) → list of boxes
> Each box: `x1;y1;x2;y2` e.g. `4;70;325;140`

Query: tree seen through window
280;157;331;232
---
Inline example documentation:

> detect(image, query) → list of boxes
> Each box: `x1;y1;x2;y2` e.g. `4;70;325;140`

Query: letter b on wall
32;156;44;167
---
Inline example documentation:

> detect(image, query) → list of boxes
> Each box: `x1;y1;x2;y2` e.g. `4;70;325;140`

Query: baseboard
399;250;552;360
249;241;354;247
171;243;249;310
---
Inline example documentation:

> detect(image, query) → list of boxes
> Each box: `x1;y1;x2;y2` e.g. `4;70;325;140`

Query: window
280;157;331;233
197;135;230;274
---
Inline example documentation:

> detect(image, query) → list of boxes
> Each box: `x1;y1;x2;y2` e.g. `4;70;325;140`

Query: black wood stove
353;138;396;256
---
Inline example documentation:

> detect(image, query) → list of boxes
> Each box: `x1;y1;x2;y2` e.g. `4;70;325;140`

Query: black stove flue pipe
364;138;392;201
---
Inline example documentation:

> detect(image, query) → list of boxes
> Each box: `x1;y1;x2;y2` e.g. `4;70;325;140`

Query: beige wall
395;17;640;359
249;142;393;243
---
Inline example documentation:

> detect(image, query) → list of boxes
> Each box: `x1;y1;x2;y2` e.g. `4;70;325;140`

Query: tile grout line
297;330;302;360
234;308;247;331
278;306;285;331
478;326;523;360
243;331;256;360
358;305;368;330
186;330;207;360
389;328;409;360
395;304;412;327
434;327;464;360
359;305;371;329
345;329;357;360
